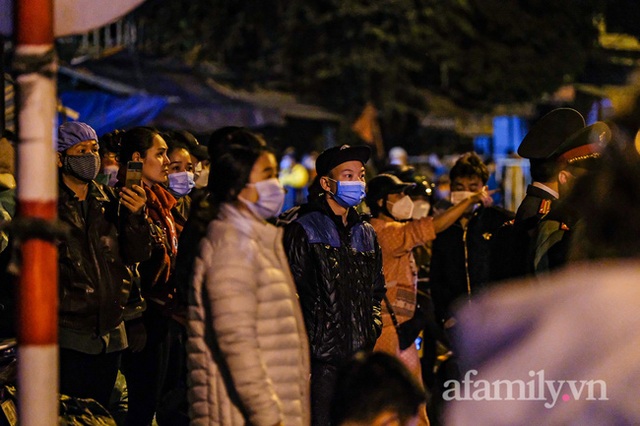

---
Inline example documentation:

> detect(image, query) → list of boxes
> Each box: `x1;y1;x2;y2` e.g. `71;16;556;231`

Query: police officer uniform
489;108;585;282
515;108;586;223
533;121;612;274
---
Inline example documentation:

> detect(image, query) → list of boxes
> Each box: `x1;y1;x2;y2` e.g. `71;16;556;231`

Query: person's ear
558;170;570;185
132;152;141;162
320;176;332;192
56;152;63;168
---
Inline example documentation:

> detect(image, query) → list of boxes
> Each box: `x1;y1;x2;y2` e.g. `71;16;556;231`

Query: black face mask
63;153;100;182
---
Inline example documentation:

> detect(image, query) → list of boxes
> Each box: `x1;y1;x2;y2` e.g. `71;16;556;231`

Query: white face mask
194;166;209;189
450;190;475;205
239;178;286;220
388;195;414;221
411;200;431;219
102;164;119;187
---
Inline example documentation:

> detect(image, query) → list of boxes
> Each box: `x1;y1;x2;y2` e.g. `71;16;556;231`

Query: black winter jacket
57;181;152;336
282;196;385;364
430;205;514;324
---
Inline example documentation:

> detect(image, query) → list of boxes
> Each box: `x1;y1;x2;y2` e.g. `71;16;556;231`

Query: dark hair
99;129;124;159
306;175;324;202
366;195;384;218
164;129;208;160
206;127;272;214
165;129;198;147
162;131;190;157
117;126;163;162
173;128;272;310
449;152;489;184
529;158;559;183
331;352;425;425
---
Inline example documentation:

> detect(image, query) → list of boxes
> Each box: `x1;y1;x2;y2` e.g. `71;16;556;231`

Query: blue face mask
168;171;195;198
327;178;366;208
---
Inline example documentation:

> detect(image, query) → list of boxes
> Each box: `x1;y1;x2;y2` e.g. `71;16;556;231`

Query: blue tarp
58;51;338;134
0;0;12;37
75;53;285;132
59;91;168;136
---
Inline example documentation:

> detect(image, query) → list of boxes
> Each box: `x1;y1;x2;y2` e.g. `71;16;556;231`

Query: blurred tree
603;0;640;37
134;0;602;139
419;0;601;110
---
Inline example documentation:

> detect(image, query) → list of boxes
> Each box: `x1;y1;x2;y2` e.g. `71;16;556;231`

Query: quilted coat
187;203;311;426
282;198;386;363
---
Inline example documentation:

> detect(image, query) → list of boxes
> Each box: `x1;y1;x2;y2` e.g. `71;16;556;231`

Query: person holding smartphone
56;121;152;410
116;126;180;426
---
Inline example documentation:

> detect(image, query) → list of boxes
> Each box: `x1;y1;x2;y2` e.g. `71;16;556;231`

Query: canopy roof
59;51;341;134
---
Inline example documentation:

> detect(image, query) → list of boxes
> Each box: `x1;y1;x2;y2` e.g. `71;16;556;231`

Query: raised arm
432;187;495;233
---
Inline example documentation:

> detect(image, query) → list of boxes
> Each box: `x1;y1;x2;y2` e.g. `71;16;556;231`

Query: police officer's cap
517;108;585;159
315;144;371;177
551;121;611;165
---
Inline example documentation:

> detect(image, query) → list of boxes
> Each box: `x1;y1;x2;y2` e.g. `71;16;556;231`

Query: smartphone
125;161;143;189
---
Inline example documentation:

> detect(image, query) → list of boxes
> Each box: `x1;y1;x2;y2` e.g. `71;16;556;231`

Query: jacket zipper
463;225;471;302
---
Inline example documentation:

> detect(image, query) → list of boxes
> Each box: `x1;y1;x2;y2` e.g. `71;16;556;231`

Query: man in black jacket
282;144;386;426
429;152;514;329
56;121;152;408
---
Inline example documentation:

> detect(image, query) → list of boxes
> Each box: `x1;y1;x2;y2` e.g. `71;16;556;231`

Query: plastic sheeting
59;91;168;136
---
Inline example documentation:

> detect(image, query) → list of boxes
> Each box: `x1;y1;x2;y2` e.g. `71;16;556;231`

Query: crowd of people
0;104;639;425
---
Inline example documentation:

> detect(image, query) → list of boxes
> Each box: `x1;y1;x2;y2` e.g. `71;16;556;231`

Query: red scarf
144;184;178;287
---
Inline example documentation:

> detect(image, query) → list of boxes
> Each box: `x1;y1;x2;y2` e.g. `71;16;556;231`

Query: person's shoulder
277;203;322;227
205;211;255;248
358;215;376;230
483;205;515;222
88;181;118;203
276;205;304;226
368;216;386;232
536;215;570;234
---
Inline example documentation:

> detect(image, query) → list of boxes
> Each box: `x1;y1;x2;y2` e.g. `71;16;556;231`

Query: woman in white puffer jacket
186;128;310;426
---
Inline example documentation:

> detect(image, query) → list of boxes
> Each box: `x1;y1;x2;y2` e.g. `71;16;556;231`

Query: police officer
516;108;586;223
490;108;585;282
533;121;612;274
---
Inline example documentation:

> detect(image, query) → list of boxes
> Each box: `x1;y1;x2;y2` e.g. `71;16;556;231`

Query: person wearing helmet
365;173;491;426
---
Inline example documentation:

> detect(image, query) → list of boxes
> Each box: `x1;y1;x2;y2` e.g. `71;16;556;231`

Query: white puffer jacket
187;203;311;426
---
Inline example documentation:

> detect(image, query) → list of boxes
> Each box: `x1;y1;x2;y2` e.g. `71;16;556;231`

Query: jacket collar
219;203;279;241
529;183;559;200
312;195;362;229
59;179;110;203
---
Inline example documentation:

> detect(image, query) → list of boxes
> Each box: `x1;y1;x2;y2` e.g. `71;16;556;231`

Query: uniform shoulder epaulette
538;199;552;215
